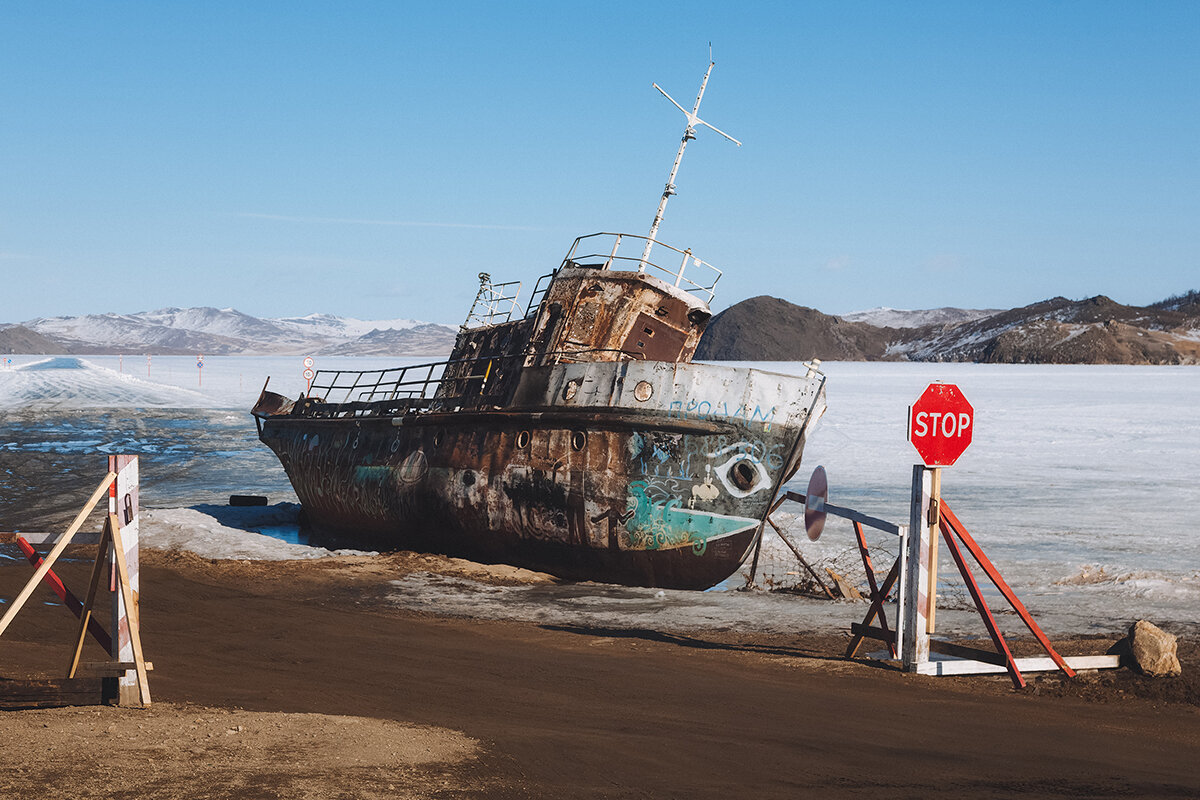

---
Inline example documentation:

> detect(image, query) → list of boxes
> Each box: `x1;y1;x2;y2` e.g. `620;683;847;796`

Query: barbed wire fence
739;509;969;608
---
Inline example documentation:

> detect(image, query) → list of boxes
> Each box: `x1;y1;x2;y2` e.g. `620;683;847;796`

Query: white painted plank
916;654;1120;676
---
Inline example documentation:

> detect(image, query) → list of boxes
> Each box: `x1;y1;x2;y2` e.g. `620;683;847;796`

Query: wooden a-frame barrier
0;456;151;708
773;465;1119;688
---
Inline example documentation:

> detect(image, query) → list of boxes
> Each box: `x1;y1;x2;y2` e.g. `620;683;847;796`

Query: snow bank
141;504;373;561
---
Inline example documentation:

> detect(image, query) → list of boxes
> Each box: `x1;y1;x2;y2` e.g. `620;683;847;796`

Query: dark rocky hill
0;325;69;355
694;296;896;361
697;292;1200;365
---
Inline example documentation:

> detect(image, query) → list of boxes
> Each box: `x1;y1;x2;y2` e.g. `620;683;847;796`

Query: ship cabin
435;232;721;408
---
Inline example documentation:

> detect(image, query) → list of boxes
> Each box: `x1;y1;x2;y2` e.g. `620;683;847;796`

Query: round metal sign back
804;465;828;541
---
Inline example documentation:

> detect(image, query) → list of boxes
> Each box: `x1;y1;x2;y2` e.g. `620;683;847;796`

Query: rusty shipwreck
251;62;827;589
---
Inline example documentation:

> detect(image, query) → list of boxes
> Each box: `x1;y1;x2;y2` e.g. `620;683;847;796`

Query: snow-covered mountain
839;306;1002;328
271;313;427;340
18;307;458;356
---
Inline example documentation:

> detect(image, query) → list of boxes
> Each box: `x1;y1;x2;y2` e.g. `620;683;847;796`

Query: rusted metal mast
638;60;741;272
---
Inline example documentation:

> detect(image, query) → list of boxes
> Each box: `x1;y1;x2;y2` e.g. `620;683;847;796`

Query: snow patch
142;504;373;560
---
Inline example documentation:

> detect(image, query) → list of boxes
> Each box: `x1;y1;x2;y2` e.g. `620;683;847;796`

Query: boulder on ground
1128;619;1182;677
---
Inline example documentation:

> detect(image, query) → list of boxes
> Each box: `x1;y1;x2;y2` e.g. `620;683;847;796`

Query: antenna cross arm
652;83;742;147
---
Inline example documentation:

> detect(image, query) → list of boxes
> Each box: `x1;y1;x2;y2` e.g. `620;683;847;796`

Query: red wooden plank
940;503;1075;678
938;525;1025;689
846;558;901;659
16;536;114;655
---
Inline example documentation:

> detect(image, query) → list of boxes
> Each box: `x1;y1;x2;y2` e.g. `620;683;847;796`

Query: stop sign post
904;382;974;642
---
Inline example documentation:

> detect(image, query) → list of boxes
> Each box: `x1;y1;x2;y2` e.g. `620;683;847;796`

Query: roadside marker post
303;356;315;394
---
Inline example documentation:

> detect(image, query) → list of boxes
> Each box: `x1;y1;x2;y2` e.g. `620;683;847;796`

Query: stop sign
908;383;974;467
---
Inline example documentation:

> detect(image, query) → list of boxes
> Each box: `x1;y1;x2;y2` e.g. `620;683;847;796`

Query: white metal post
109;455;141;705
902;465;932;670
894;522;909;657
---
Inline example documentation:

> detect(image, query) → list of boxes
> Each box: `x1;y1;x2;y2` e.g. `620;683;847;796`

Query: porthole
516;430;531;449
563;380;580;401
633;380;654;402
433;430;444;448
571;430;587;451
731;459;759;491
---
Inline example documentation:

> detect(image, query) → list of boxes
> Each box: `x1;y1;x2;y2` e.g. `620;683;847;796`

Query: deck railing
461;233;722;330
302;355;519;416
560;232;722;303
462;274;523;329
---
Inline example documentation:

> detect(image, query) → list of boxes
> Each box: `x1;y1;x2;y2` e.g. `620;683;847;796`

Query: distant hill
697;293;1200;365
839;306;1002;328
694;296;894;361
11;308;458;357
0;324;66;355
318;324;460;356
1149;289;1200;315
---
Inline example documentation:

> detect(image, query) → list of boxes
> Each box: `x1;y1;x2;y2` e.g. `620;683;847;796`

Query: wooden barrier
898;465;1119;686
0;457;151;708
774;465;1119;687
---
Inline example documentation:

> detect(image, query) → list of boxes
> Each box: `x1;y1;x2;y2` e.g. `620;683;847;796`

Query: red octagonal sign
908;383;974;467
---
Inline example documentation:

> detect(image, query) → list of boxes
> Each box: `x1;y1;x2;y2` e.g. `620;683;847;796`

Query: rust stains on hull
259;402;803;589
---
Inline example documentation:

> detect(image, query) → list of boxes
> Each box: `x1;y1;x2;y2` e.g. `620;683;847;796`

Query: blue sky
2;2;1197;325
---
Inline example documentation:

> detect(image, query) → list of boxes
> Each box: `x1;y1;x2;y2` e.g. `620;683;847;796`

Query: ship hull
257;361;825;590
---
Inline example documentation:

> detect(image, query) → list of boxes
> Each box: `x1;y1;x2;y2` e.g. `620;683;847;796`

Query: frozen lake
1;354;1196;636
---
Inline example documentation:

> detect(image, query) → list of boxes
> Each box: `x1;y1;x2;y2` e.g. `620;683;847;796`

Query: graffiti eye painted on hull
706;442;771;498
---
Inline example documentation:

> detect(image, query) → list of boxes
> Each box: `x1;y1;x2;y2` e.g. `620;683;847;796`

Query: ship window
731;460;759;491
643;327;654;336
516;430;531;449
433;430;444;448
571;430;587;451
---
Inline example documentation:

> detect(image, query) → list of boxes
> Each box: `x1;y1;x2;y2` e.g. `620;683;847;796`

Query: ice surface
1;355;1196;635
738;361;1200;634
0;357;219;409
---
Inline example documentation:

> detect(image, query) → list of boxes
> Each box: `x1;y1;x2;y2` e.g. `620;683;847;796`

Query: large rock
1129;619;1182;677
